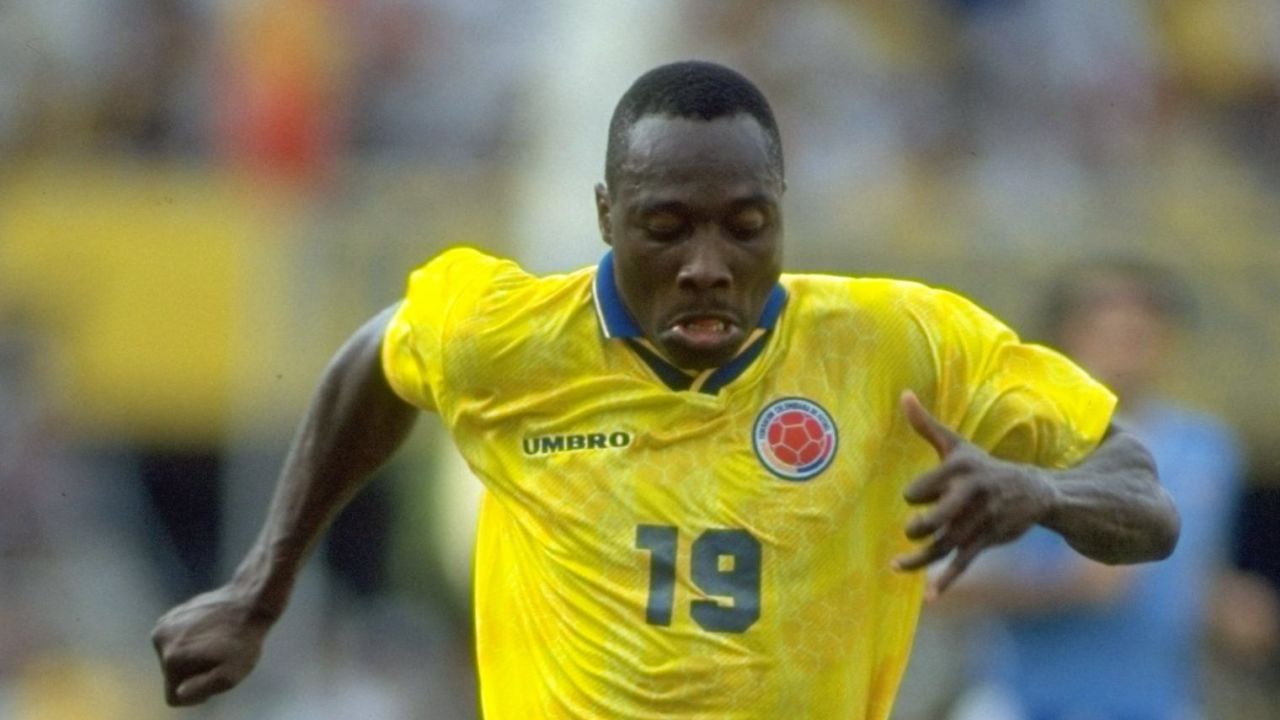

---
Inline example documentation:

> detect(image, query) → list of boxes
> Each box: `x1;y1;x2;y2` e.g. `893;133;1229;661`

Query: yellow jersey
381;248;1115;720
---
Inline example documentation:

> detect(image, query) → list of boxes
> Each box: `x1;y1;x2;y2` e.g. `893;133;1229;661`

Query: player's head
602;61;784;193
595;60;786;370
1042;257;1192;402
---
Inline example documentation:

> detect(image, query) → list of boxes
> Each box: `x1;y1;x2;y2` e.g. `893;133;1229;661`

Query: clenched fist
151;586;275;706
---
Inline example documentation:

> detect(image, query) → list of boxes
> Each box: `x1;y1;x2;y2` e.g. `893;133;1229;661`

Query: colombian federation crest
752;397;838;481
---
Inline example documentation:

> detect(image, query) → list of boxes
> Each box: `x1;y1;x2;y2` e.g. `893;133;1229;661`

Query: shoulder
781;272;932;299
406;247;522;297
781;272;933;313
781;272;1005;336
391;249;597;407
403;247;592;319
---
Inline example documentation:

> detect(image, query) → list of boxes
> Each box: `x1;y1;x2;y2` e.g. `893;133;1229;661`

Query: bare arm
228;305;418;617
1038;426;1177;563
151;305;419;706
892;391;1179;599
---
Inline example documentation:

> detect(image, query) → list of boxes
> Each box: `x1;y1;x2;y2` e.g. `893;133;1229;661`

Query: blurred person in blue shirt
943;258;1260;720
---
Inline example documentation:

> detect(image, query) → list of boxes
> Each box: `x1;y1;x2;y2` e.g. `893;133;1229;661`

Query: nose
676;232;732;292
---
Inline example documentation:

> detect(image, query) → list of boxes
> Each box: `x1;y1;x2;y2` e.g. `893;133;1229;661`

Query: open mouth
666;314;742;353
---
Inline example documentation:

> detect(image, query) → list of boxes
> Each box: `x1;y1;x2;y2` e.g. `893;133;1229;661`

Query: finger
927;542;984;600
150;625;166;657
161;649;219;678
904;485;976;539
900;390;961;459
930;511;990;567
164;669;187;707
174;670;236;706
895;505;989;572
158;650;219;706
903;461;970;506
892;537;954;572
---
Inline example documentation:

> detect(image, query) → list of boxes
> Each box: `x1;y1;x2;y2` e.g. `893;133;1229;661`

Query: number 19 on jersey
635;525;761;633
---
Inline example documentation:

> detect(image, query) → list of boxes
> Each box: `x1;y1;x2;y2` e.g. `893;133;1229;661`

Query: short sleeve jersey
381;248;1115;720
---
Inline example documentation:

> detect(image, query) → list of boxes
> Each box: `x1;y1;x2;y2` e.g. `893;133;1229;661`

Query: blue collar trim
592;251;787;338
593;251;646;338
592;251;787;394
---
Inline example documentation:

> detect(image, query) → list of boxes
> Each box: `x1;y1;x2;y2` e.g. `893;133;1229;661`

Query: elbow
1093;497;1177;566
1130;435;1180;562
1149;485;1181;562
1097;445;1179;565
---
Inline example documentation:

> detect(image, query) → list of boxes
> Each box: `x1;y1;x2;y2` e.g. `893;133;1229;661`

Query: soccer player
151;61;1179;719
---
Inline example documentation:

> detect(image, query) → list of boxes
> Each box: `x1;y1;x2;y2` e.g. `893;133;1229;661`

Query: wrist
228;550;294;623
1031;466;1061;528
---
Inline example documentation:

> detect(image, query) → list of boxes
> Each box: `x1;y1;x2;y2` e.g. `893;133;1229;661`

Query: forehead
615;114;780;203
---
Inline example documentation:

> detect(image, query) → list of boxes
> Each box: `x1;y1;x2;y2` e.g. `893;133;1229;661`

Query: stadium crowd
2;1;1280;718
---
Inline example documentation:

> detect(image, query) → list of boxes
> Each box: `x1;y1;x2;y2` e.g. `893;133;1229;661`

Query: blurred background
2;1;1279;718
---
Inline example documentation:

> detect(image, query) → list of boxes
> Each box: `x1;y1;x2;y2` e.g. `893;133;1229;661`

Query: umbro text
523;432;632;456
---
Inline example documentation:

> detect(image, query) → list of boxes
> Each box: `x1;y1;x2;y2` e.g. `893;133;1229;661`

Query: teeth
683;319;726;332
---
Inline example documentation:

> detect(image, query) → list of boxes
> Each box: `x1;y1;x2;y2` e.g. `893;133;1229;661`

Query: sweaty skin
595;115;783;370
895;390;1177;599
151;308;417;706
150;112;1179;708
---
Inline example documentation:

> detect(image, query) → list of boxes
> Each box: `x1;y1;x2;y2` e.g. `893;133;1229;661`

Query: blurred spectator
0;0;128;153
1150;0;1280;182
0;3;42;155
92;0;204;155
216;0;352;187
345;0;536;166
1206;468;1280;719
681;1;951;221
134;448;226;602
949;0;1160;165
939;259;1273;720
0;316;168;718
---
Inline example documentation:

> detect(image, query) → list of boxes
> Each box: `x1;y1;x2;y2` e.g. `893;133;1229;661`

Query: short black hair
1041;257;1195;341
604;61;783;192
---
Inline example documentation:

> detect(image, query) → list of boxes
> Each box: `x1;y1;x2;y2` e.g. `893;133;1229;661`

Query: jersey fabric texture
381;248;1116;720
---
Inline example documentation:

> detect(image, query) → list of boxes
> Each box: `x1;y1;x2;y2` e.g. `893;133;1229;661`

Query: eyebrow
631;193;777;218
725;194;777;211
632;200;690;217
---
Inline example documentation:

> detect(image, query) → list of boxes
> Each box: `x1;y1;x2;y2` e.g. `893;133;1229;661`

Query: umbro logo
522;432;632;456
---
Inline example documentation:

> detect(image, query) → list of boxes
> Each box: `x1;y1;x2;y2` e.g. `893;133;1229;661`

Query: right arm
151;305;420;706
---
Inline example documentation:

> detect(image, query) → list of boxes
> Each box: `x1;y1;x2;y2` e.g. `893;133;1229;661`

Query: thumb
174;670;236;706
900;390;959;458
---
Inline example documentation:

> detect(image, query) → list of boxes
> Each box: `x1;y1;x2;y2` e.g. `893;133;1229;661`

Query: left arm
1038;425;1178;563
892;391;1179;598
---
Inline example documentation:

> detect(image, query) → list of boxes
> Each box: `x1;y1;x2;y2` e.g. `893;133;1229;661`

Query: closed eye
727;207;768;240
642;212;687;241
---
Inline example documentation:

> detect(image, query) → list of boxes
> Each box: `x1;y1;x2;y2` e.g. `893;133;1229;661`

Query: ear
594;183;612;246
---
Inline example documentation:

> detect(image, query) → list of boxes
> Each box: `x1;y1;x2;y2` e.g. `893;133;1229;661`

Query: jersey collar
591;251;787;394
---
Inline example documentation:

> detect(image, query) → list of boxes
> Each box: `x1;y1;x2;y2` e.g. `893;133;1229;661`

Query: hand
151;585;274;706
892;390;1057;599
